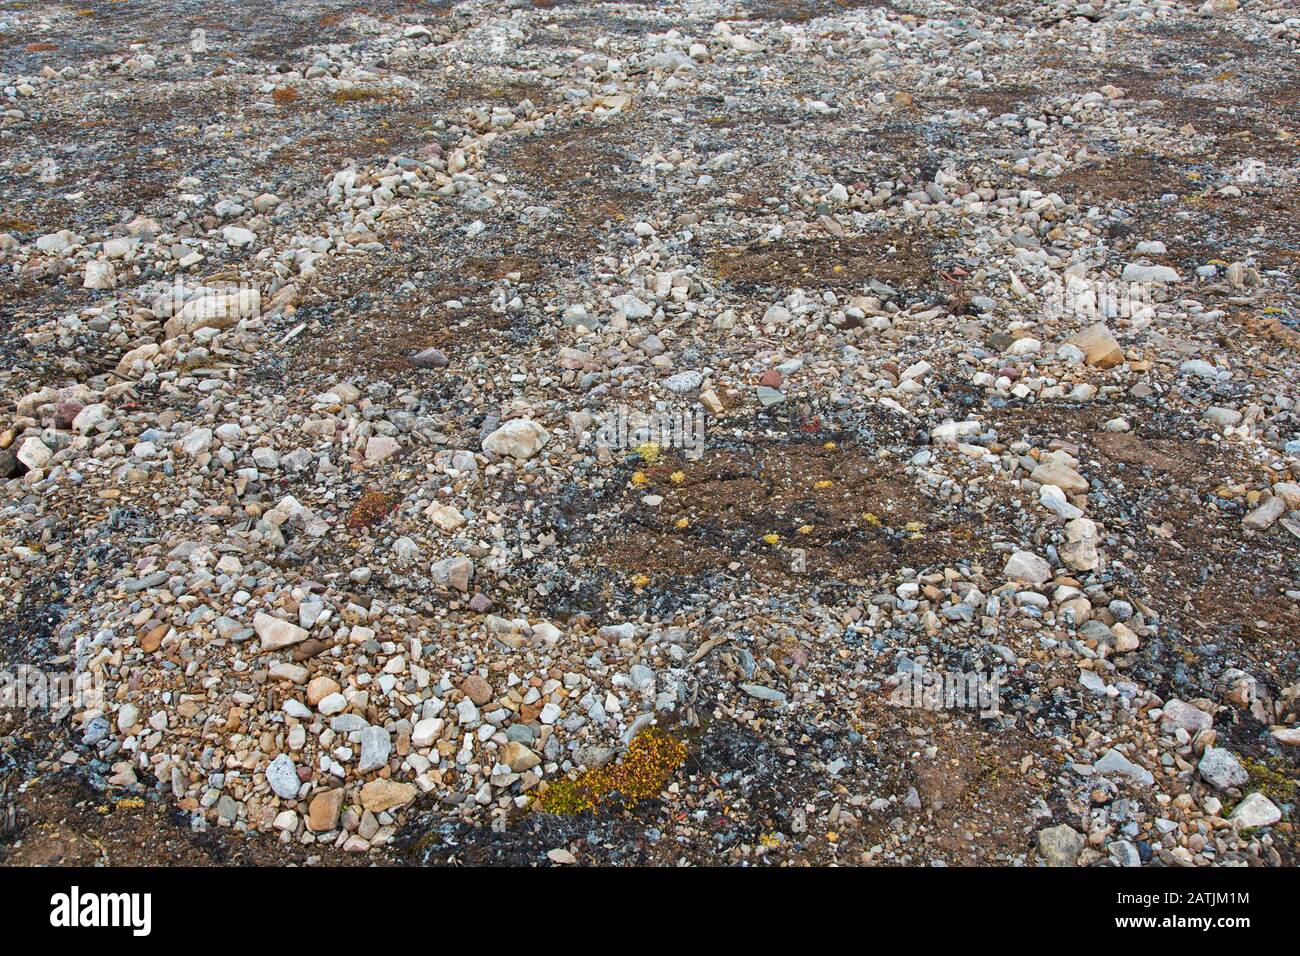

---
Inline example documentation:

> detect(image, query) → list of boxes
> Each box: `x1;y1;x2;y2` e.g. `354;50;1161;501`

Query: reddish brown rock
307;788;344;832
461;675;492;706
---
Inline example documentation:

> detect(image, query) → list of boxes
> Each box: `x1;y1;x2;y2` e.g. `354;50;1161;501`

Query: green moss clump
536;727;687;815
1241;757;1297;806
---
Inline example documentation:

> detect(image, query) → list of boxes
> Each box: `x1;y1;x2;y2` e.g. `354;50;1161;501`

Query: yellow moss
797;524;813;535
636;442;662;464
669;470;685;484
763;532;780;545
813;479;834;489
862;512;881;526
536;727;687;815
630;471;648;486
675;517;690;529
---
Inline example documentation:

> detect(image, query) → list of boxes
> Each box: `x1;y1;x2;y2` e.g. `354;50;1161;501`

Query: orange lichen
346;490;397;530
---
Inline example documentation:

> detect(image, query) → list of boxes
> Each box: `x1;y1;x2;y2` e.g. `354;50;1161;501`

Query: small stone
1004;550;1051;585
307;676;341;706
1066;323;1124;368
482;419;549;460
408;347;449;369
1121;263;1180;283
739;683;787;703
365;435;400;464
1229;793;1281;828
412;717;443;747
1198;747;1248;790
16;436;52;471
1038;824;1085;866
461;675;492;705
254;611;309;651
1160;699;1212;734
1242;497;1285;532
1030;461;1088;495
501;741;541;773
307;788;344;831
425;501;466;532
116;702;139;733
140;624;167;653
222;225;256;247
664;370;703;394
357;725;392;773
318;692;347;715
1094;748;1154;786
265;753;301;799
430;556;474;592
1060;517;1100;572
1108;840;1142;867
83;260;117;289
1039;484;1083;520
359;779;417;813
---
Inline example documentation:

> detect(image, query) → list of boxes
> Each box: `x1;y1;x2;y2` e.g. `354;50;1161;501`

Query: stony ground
1;0;1298;868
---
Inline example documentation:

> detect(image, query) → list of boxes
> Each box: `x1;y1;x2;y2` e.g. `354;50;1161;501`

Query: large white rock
1004;550;1051;585
181;428;213;457
1066;323;1124;368
412;717;443;748
1198;747;1248;790
482;418;549;460
1031;460;1088;495
1122;263;1180;283
117;342;160;376
1159;699;1212;734
356;725;392;774
1039;483;1084;520
365;435;400;464
1060;517;1100;571
254;611;309;650
16;436;52;470
163;288;261;339
83;260;117;289
265;753;301;799
425;501;466;532
1242;497;1285;532
1230;792;1281;828
223;225;257;247
72;403;110;434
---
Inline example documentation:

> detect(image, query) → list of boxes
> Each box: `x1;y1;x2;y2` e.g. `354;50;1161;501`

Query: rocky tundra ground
0;0;1298;867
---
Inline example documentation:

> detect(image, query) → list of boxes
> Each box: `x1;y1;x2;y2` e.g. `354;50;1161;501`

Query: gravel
1;0;1297;869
